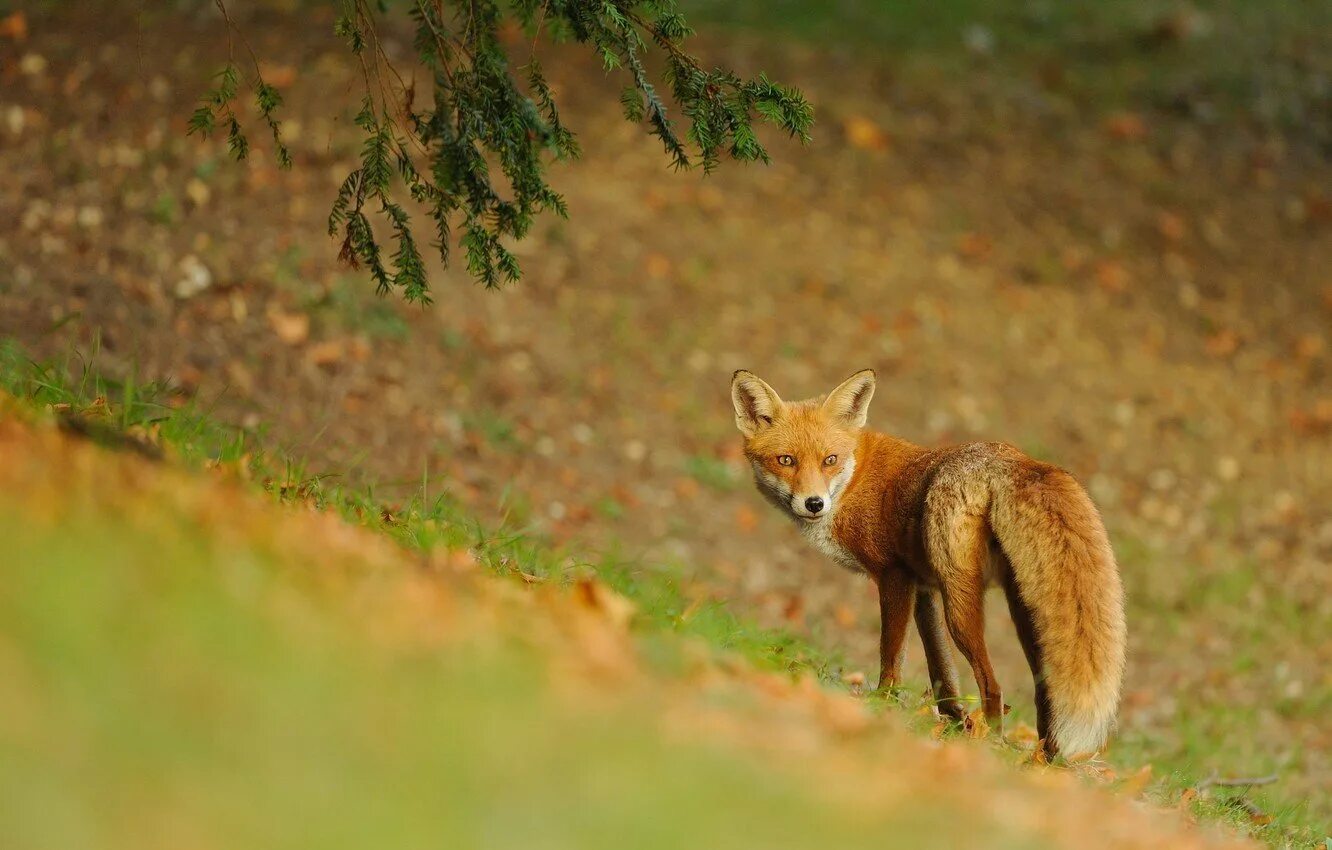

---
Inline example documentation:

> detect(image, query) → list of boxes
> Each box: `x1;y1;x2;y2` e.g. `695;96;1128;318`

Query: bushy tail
991;467;1126;757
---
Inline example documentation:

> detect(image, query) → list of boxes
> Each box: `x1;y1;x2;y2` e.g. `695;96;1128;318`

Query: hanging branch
192;0;814;302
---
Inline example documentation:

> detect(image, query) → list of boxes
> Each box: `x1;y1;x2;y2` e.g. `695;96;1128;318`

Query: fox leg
915;589;965;720
941;581;1003;731
1002;571;1055;756
875;567;916;690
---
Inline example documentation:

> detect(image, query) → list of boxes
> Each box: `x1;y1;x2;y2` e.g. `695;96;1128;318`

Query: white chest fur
799;514;866;575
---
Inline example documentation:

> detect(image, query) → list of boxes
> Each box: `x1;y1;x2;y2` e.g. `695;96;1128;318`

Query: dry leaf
842;670;866;688
782;593;805;625
1093;259;1130;294
1007;722;1040;746
574;578;636;629
306;339;346;367
957;232;993;261
964;707;990;739
1104;111;1148;141
267;308;310;345
843;115;889;151
258;62;298;88
1156;211;1187;243
0;10;27;41
643;252;672;278
1118;764;1154;797
1204;329;1241;358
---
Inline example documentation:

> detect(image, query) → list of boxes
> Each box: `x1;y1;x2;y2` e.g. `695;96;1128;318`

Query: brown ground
3;3;1331;821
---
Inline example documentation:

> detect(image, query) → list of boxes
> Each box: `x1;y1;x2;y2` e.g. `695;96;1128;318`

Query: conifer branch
194;0;814;301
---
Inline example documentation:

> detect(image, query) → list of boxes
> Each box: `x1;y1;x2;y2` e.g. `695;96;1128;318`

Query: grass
683;0;1332;148
0;337;1326;848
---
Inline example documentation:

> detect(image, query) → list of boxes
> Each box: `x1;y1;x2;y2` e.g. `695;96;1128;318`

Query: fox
731;368;1126;759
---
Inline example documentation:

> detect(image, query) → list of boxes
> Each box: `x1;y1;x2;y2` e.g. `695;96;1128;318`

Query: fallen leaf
258;62;298;88
957;232;993;261
1156;211;1187;243
643;252;672;279
574;577;636;629
1093;259;1130;294
267;307;310;345
1176;788;1198;809
1204;329;1241;358
843;115;888;151
1104;111;1148;141
1007;722;1040;746
782;593;805;624
1117;764;1154;797
0;11;27;42
964;707;990;739
306;339;346;367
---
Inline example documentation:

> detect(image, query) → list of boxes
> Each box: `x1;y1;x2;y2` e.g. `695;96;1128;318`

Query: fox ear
731;370;784;437
823;369;876;428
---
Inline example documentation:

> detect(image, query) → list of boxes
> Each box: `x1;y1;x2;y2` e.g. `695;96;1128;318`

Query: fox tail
991;467;1127;758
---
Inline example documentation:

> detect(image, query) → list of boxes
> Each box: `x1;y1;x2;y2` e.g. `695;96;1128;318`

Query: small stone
962;24;995;56
571;423;594;445
76;206;103;229
623;439;647;462
1148;468;1176;491
19;53;47;76
174;255;212;299
1216;456;1240;481
185;178;211;208
4;105;24;136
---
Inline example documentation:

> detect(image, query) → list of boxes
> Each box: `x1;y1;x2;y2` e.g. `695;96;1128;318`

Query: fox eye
823;454;838;466
777;455;795;467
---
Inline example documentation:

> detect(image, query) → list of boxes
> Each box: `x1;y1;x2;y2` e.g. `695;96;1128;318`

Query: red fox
731;368;1126;759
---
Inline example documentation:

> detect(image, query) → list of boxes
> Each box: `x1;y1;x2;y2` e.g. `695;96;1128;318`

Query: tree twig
1196;770;1279;790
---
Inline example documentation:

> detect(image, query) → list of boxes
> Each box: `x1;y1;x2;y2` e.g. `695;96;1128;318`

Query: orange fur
732;369;1127;758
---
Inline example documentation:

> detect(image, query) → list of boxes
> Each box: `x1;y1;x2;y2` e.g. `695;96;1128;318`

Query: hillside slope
0;393;1255;850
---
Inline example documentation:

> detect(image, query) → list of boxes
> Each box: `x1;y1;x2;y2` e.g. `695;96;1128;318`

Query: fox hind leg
914;589;965;720
931;512;1004;732
1002;567;1056;757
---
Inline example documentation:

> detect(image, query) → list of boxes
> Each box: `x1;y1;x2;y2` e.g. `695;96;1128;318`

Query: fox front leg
875;568;917;690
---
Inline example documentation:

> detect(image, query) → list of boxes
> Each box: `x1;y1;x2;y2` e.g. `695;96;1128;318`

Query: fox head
730;369;876;523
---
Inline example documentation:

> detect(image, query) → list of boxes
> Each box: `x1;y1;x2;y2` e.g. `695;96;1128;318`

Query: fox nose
804;496;825;514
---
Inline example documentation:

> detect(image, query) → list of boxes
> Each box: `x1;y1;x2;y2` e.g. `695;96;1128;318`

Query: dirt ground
3;4;1330;820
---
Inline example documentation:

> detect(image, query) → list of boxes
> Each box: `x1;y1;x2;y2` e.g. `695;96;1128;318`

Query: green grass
684;453;740;491
1;338;1327;848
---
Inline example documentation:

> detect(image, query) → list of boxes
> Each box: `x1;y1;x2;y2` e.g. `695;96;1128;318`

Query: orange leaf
574;578;636;629
842;115;889;151
0;11;27;42
1117;764;1154;797
1007;722;1040;746
1104;111;1148;141
964;708;990;739
267;307;310;345
1204;329;1241;358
